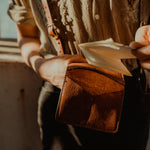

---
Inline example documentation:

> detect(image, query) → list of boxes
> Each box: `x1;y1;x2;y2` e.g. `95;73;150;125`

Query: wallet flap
66;63;124;95
67;63;125;85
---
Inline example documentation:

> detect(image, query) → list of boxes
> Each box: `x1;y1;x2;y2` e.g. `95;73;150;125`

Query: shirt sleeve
7;0;36;26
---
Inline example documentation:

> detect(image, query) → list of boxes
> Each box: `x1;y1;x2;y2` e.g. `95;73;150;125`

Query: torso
46;0;140;54
32;0;150;71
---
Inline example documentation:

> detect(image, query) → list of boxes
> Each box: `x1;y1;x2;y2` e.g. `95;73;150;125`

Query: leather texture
55;63;125;133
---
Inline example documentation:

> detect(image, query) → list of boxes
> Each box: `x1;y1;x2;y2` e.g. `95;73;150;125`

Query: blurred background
0;1;43;150
0;0;17;39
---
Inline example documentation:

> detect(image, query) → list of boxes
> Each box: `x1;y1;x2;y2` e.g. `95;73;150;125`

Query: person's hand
129;25;150;71
37;55;87;89
17;29;87;89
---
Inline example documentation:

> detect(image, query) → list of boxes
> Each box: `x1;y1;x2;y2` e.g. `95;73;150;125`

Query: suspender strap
41;0;64;55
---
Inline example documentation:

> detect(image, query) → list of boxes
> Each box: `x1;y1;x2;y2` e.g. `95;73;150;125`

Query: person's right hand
129;25;150;71
37;54;87;89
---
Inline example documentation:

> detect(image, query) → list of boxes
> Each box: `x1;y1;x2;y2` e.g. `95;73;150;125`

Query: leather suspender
41;0;64;55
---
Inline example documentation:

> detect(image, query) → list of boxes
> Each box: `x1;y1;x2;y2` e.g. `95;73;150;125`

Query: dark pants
37;76;150;150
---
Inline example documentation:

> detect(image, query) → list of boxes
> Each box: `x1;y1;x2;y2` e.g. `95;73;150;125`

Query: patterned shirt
8;0;150;71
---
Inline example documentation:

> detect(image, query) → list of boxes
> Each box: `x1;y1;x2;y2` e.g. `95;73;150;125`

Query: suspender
41;0;64;55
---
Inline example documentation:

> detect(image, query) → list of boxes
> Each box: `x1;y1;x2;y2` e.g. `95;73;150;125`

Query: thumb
129;41;145;49
135;25;150;46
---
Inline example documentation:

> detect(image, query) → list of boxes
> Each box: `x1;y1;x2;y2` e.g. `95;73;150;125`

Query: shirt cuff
7;1;36;26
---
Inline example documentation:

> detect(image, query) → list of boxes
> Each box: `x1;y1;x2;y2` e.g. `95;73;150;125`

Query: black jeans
37;79;150;150
37;81;82;150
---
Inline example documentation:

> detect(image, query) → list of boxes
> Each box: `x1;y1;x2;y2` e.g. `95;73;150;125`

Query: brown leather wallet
55;63;125;133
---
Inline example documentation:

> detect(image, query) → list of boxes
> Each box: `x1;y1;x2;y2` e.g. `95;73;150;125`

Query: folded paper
79;39;136;76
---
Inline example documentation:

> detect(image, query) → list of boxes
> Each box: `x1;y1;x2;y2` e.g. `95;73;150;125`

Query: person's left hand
129;25;150;71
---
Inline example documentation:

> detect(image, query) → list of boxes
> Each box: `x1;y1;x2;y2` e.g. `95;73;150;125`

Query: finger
135;26;150;46
129;41;145;49
132;45;150;59
140;59;150;71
